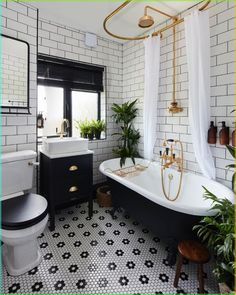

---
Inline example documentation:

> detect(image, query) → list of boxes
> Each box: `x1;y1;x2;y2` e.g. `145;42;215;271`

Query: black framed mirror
1;34;30;113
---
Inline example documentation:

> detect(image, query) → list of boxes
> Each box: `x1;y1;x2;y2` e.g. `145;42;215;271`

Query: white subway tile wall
2;1;123;184
2;1;38;155
1;0;235;188
123;0;235;188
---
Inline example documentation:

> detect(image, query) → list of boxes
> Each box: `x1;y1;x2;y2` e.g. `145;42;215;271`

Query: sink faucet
57;119;70;139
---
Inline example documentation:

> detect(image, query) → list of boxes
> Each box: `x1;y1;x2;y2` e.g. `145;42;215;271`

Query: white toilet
1;150;48;276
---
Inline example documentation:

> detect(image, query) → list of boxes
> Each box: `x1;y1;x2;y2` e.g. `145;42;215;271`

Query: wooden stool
174;240;210;293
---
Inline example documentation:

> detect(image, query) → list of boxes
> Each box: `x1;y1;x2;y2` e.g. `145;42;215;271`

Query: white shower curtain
185;10;216;179
143;36;160;160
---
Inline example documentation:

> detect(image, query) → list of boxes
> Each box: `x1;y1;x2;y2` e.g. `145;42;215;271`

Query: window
72;91;99;137
37;55;105;139
38;86;64;137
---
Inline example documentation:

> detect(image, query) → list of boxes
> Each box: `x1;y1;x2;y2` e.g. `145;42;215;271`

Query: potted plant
91;119;106;140
74;119;90;138
193;187;235;292
111;99;140;167
87;121;95;140
226;145;235;193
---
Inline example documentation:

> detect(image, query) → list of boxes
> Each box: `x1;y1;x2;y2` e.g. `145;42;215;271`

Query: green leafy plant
74;119;90;138
193;187;235;290
226;145;236;193
91;119;106;139
111;99;140;167
87;121;95;140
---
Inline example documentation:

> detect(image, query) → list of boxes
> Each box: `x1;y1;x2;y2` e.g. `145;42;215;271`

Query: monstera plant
112;99;140;167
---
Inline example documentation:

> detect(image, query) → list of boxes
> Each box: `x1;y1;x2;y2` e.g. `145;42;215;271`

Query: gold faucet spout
57;119;70;139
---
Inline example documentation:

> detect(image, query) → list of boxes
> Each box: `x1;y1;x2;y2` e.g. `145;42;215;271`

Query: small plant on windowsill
91;119;106;140
111;99;140;167
74;119;90;138
87;121;95;140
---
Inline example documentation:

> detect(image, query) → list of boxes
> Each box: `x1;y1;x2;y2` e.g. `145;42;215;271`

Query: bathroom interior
1;0;235;294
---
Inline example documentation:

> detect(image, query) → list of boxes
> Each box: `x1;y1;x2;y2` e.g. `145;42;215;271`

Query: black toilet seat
2;193;48;230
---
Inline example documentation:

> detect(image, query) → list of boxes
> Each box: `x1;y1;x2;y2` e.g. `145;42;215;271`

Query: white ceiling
32;1;200;43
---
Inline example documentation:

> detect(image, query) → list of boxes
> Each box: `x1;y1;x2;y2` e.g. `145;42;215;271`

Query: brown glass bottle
207;121;217;144
219;121;229;145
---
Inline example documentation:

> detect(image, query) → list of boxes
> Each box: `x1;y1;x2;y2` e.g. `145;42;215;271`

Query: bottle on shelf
219;121;229;145
207;121;217;144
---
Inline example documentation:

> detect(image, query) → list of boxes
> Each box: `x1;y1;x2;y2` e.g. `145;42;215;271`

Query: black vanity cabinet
40;152;93;231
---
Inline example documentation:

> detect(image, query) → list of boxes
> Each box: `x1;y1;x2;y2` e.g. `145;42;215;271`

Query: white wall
1;0;123;184
123;0;235;188
1;0;235;188
1;0;38;152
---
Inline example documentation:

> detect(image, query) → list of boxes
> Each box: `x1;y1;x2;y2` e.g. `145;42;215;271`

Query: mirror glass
2;35;29;109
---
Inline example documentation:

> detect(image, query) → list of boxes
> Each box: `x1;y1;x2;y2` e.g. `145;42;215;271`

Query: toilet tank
2;150;37;197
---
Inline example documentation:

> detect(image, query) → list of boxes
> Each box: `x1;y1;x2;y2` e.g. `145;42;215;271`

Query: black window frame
37;55;105;139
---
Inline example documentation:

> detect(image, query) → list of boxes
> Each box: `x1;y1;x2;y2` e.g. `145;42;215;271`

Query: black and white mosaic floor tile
2;201;218;294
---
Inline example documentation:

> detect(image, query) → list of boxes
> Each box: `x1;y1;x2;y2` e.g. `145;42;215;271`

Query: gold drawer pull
69;186;78;193
69;165;78;171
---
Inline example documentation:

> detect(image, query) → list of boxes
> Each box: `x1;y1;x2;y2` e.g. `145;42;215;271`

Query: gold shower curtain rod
103;0;211;41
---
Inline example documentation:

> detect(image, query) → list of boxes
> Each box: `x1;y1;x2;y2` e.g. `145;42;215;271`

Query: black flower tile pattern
31;282;43;292
54;280;65;291
2;201;218;294
28;267;38;275
8;283;20;293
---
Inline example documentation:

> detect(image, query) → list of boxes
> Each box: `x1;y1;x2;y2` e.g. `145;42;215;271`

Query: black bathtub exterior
108;177;202;265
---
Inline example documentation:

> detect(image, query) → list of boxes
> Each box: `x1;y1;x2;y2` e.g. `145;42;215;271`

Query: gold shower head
138;15;154;28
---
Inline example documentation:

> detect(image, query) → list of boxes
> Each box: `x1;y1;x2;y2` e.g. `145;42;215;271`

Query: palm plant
226;145;236;193
193;187;235;290
112;99;140;167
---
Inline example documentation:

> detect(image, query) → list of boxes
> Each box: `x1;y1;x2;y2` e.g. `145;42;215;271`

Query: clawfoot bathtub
99;158;234;265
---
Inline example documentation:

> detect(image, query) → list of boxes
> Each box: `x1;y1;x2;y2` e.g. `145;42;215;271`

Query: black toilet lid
2;193;48;230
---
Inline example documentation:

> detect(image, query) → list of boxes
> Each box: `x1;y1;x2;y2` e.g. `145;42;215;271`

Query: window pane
37;85;64;137
72;91;98;137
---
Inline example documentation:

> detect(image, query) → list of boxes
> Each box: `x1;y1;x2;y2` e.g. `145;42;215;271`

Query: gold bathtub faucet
160;139;183;172
160;139;184;202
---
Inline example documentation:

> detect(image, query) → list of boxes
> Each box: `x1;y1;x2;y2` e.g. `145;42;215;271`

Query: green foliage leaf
226;145;236;159
111;99;140;167
193;187;235;289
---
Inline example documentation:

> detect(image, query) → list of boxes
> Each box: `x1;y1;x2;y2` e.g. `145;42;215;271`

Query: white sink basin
42;137;88;155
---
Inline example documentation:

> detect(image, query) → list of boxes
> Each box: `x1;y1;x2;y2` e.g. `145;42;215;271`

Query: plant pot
80;132;88;139
219;283;233;294
96;185;112;207
95;131;101;140
88;133;94;140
